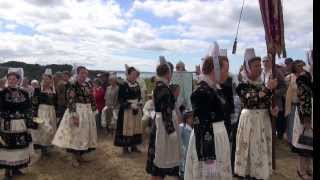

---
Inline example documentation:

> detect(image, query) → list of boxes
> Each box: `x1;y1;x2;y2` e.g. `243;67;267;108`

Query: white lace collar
126;79;138;87
199;74;216;89
156;76;169;85
240;70;263;85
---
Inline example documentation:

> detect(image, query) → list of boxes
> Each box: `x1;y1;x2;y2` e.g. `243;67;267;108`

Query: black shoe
123;147;130;154
277;134;284;140
41;147;50;157
4;169;12;180
3;177;12;180
12;169;24;176
131;146;141;153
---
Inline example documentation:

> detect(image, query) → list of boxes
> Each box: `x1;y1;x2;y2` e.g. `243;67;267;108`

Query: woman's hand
303;118;312;129
131;103;138;110
267;78;278;90
70;116;79;127
270;106;279;117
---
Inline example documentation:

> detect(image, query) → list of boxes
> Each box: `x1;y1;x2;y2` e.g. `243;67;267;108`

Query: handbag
298;128;313;147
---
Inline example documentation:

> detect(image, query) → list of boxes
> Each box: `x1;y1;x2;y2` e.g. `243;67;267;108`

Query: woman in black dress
146;58;181;180
291;50;313;179
184;42;232;180
32;69;57;156
0;68;37;180
114;66;143;153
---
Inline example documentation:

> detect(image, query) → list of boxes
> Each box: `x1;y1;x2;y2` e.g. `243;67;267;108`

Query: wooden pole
271;52;276;170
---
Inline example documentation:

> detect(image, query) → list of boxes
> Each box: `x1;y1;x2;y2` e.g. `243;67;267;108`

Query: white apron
292;98;313;151
234;109;272;180
184;121;232;180
153;111;181;168
32;104;57;146
52;103;97;150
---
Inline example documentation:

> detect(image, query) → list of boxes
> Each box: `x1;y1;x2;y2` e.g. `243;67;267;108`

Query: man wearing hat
176;61;186;72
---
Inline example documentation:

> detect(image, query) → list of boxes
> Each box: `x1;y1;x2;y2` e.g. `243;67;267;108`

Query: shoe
123;147;130;154
306;170;313;176
277;134;284;140
12;169;24;176
131;146;141;153
77;155;92;163
297;170;312;180
3;169;12;180
71;155;80;168
41;147;50;157
72;159;80;168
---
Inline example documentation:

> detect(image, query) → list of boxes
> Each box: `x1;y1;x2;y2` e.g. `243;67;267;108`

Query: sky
0;0;313;73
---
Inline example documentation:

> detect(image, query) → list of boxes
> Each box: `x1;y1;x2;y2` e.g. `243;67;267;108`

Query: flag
259;0;286;58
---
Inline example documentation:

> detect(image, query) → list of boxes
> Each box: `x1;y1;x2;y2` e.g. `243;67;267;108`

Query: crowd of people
0;42;313;180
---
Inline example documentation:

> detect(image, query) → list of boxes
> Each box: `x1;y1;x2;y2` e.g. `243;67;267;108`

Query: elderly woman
114;66;143;154
31;69;57;156
0;68;37;179
234;48;278;180
104;73;119;133
184;42;232;180
176;61;186;72
52;66;97;167
30;80;39;89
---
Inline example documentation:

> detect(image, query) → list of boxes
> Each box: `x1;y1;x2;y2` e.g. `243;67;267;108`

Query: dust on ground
1;131;300;180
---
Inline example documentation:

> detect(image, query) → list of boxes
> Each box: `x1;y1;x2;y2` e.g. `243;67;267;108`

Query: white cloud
131;0;313;53
0;0;313;72
4;23;17;30
24;0;64;7
127;19;157;43
130;0;182;18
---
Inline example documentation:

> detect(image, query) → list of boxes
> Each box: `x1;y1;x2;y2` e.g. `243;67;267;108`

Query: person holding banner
234;48;278;180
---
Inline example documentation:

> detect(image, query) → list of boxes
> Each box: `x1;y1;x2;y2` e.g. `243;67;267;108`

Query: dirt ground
0;131;301;180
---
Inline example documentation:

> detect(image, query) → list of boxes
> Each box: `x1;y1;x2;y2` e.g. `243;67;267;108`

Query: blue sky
0;0;313;73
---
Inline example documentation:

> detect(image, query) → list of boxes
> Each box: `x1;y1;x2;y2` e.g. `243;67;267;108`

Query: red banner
259;0;286;58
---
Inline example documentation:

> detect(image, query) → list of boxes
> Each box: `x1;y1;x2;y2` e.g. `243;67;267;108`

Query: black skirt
114;107;142;147
145;121;179;177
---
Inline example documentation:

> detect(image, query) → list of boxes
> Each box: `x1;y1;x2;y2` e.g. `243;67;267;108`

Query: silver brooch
194;116;200;124
204;132;213;141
